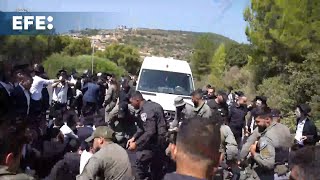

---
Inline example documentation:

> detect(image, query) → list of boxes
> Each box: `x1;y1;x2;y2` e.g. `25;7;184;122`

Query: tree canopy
96;43;141;74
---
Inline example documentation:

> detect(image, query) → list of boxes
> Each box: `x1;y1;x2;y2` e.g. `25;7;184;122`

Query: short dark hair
131;91;144;100
191;89;203;98
0;126;27;164
177;117;221;165
289;146;320;179
255;106;272;119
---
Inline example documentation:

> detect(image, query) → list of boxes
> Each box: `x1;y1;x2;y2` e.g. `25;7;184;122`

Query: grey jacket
77;143;134;180
245;122;292;179
194;102;212;118
220;125;238;161
104;84;118;112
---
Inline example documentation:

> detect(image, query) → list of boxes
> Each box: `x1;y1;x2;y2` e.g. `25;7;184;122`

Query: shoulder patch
259;140;268;150
260;146;270;157
140;113;147;122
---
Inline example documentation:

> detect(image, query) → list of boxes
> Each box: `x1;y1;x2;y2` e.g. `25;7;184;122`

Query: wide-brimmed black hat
297;103;311;115
254;96;267;104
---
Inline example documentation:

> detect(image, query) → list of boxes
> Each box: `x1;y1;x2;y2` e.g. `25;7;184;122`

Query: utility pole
91;40;95;75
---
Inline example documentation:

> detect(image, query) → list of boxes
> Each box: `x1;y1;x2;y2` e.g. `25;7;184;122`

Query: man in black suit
0;78;11;117
0;63;13;117
11;73;33;118
294;103;319;147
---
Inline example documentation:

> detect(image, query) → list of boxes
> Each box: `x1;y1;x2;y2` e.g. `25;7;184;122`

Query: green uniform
220;124;238;161
104;84;118;120
194;102;212;118
240;122;292;180
77;143;133;180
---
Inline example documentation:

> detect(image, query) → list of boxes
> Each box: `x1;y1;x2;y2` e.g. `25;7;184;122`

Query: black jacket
0;83;11;116
11;85;29;117
45;152;80;180
77;126;94;143
296;117;319;146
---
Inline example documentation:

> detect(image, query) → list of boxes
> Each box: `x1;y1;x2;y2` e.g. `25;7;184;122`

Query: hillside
67;27;237;61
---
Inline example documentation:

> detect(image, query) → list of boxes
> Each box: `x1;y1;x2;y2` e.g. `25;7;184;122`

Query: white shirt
74;89;83;98
52;83;69;104
250;116;255;132
60;124;78;141
30;75;54;101
295;119;306;145
20;84;31;115
79;150;93;174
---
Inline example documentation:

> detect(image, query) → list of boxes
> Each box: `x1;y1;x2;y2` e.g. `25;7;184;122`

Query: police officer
207;90;229;122
104;75;119;121
239;107;292;180
191;89;212;118
105;77;137;146
127;91;168;180
210;114;238;180
106;77;133;123
169;96;195;130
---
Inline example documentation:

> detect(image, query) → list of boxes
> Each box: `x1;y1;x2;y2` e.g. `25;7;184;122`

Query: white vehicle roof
137;56;195;112
141;56;192;74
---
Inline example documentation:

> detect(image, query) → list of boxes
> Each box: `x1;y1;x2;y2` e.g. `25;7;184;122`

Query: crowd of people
0;62;319;180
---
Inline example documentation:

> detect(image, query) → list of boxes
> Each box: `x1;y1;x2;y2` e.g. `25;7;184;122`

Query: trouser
82;101;97;117
135;149;166;180
105;101;116;122
30;99;42;117
49;101;67;119
106;104;118;123
239;166;274;180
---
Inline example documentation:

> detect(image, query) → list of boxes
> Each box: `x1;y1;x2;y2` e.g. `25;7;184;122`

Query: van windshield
137;69;194;96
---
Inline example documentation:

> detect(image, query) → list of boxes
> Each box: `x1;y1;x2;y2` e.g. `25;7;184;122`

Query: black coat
77;126;94;143
296;117;319;146
11;85;29;117
0;83;11;116
45;152;80;180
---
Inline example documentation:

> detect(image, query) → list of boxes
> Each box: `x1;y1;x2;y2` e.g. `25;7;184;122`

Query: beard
193;101;198;107
258;126;267;133
94;147;101;153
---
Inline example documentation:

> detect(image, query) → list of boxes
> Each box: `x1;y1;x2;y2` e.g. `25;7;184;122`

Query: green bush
43;53;126;78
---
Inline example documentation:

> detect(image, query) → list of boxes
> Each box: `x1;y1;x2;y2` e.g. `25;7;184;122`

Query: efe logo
12;16;53;30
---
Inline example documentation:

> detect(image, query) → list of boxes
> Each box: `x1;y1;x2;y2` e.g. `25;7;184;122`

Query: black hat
71;68;77;75
58;69;67;75
57;69;68;78
254;96;267;104
297;104;311;115
271;109;281;118
13;64;29;72
121;78;129;86
235;91;245;97
33;64;44;74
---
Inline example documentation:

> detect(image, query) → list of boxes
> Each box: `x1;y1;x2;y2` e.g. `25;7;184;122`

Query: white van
136;56;195;120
